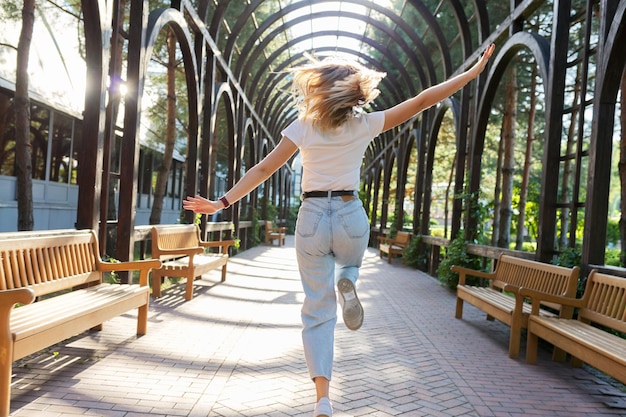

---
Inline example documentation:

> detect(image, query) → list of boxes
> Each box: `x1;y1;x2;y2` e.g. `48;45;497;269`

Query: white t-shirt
281;112;385;192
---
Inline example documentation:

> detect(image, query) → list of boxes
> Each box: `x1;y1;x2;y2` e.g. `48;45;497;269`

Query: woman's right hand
183;195;222;214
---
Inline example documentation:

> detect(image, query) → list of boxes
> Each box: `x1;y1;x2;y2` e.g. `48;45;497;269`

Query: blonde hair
289;56;386;132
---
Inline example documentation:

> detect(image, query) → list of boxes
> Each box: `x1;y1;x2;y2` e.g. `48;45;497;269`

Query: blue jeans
295;194;370;380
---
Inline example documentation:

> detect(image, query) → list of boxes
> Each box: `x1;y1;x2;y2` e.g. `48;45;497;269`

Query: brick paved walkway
9;236;626;416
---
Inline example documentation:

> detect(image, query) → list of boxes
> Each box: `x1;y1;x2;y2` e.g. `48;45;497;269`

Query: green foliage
262;198;279;221
605;248;622;267
101;255;120;284
250;210;261;246
0;2;20;20
388;204;401;236
606;219;620;247
553;246;581;269
286;203;299;234
553;246;584;297
402;235;428;270
458;189;491;244
518;241;536;252
436;234;482;289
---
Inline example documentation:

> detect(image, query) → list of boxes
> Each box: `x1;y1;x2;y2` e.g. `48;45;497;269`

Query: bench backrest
0;229;101;297
152;224;201;260
394;231;411;246
493;254;579;298
265;221;281;233
579;270;626;334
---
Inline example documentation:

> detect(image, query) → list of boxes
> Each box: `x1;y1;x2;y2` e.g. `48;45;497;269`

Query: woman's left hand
472;43;495;76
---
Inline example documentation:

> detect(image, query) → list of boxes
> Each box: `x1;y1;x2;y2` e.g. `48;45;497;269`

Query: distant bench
521;270;626;385
0;229;161;417
151;224;236;301
377;231;411;264
452;254;579;358
264;221;286;246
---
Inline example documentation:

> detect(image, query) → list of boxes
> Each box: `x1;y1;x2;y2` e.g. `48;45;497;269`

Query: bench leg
137;303;148;335
455;297;464;319
552;347;567;362
185;273;195;301
221;265;227;282
0;361;11;417
508;327;521;359
151;272;163;298
526;331;538;364
570;356;583;368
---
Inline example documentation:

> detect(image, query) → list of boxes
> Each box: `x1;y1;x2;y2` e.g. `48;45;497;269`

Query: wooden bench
451;254;579;358
264;220;286;246
521;270;626;384
0;229;161;417
151;224;236;301
377;231;411;263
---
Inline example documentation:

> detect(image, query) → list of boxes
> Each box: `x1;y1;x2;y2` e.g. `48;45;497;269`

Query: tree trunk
515;64;537;250
150;28;177;225
619;67;626;265
558;64;581;248
498;66;517;249
491;123;504;246
15;0;35;231
444;154;456;239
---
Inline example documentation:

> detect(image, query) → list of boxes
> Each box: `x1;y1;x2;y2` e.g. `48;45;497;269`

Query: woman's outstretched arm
183;137;299;215
382;44;495;132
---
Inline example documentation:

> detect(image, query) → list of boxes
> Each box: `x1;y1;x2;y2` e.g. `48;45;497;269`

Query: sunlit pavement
9;235;626;416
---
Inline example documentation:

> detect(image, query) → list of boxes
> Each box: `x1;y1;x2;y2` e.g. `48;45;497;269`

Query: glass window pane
70;120;81;185
0;91;15;176
30;104;50;180
50;112;73;183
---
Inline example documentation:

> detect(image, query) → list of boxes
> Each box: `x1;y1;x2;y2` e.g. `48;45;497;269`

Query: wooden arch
583;1;626;268
469;31;551;258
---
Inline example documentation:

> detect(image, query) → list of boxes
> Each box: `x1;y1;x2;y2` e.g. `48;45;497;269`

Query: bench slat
12;286;149;361
10;284;146;336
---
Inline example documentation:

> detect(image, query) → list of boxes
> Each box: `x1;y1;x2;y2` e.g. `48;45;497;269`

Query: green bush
402;235;428;270
553;246;584;296
436;234;482;289
605;248;622;267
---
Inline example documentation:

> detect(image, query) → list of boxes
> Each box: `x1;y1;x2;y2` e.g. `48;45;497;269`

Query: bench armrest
0;289;36;361
98;259;162;286
450;265;495;285
519;287;585;314
502;283;521;294
199;240;236;253
377;236;393;244
0;288;36;309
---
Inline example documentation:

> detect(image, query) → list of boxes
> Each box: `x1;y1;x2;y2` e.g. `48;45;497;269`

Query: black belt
302;190;355;199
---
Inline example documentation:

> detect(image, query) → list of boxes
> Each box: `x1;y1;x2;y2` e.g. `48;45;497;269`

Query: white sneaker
314;397;333;417
337;278;364;330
